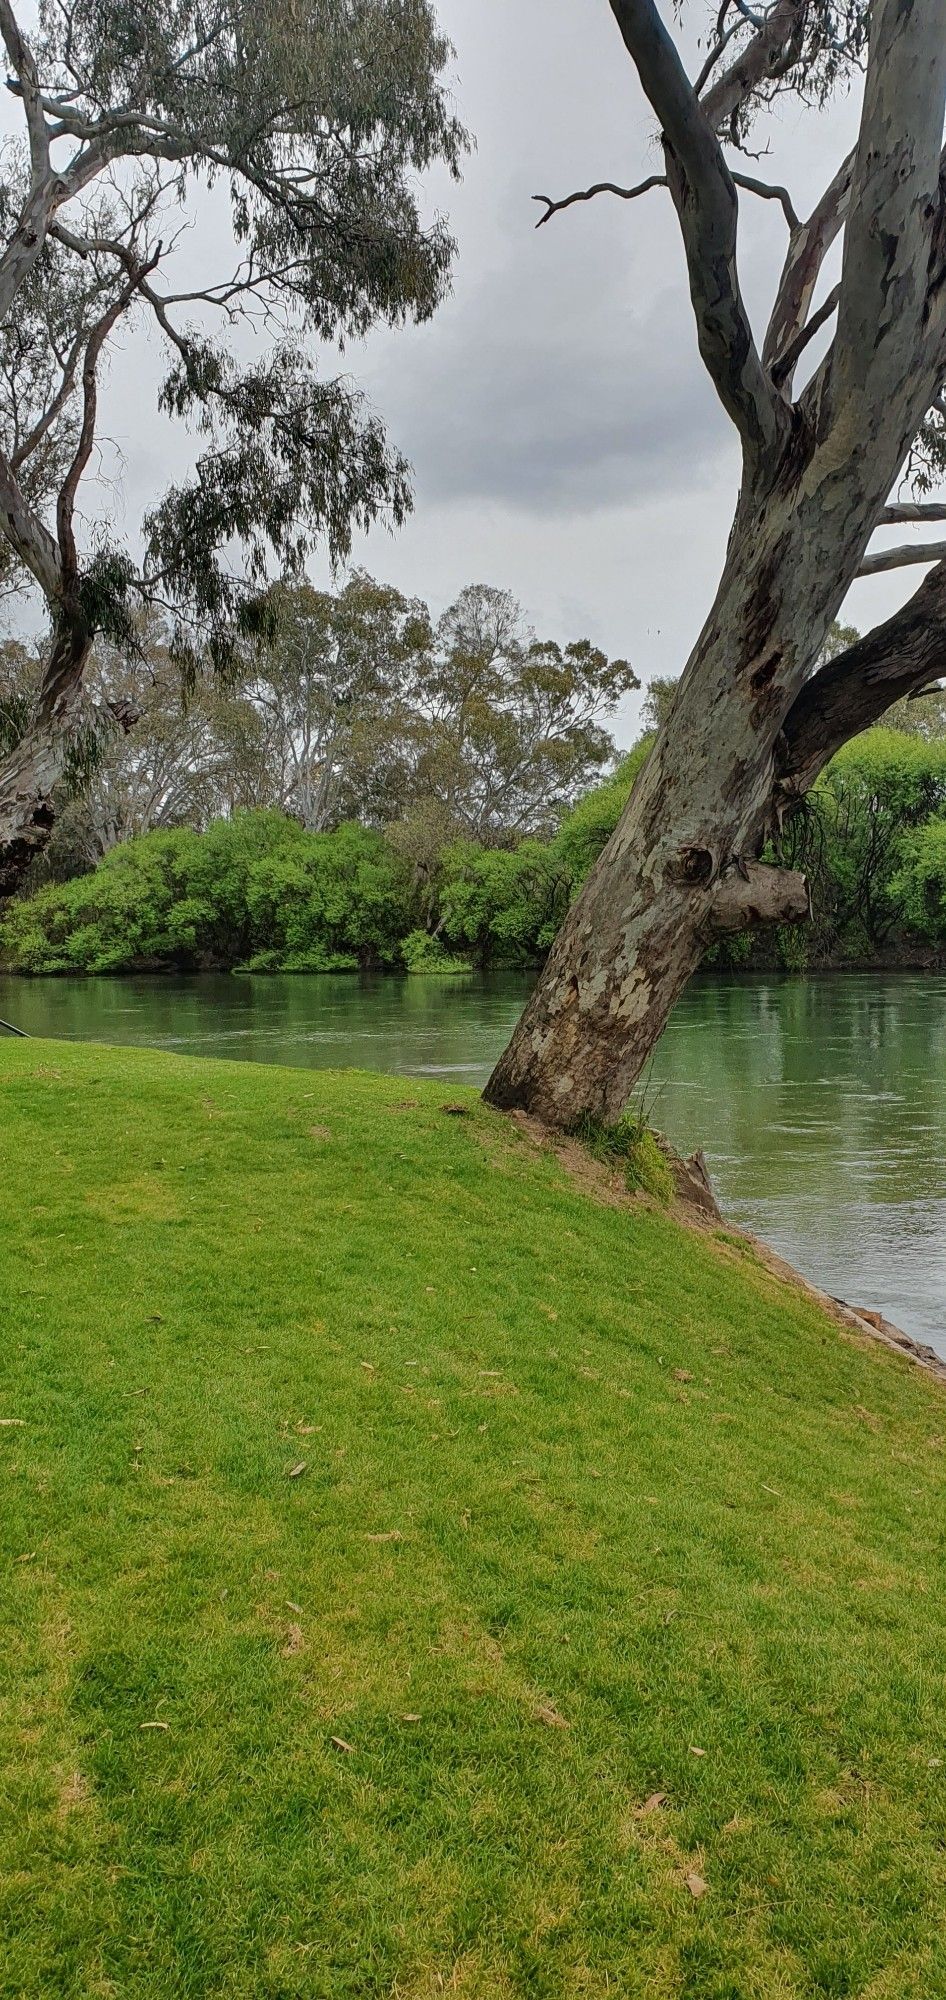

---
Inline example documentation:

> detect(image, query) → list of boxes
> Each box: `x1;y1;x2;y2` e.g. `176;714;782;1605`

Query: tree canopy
0;0;467;888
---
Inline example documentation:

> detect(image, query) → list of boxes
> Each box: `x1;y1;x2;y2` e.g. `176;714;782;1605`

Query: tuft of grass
571;1111;675;1203
1;1040;946;1997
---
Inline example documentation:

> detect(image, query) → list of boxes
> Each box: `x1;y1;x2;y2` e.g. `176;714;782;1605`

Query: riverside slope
2;1040;946;1997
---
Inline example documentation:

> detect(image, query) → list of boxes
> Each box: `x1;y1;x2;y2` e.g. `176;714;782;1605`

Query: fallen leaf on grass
286;1462;308;1479
688;1746;706;1757
286;1599;303;1614
330;1736;355;1753
636;1791;669;1815
140;1721;170;1732
534;1702;569;1729
366;1529;402;1543
360;1360;376;1374
0;1418;25;1427
400;1713;422;1723
684;1871;709;1898
14;1552;35;1563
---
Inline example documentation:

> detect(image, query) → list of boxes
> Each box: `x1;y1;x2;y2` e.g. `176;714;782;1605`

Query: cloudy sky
93;0;934;744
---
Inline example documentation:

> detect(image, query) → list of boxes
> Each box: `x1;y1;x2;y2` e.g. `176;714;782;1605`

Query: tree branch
857;542;946;579
532;176;667;228
880;501;946;525
779;560;946;792
827;0;946;434
0;0;49;187
700;0;807;132
770;281;838;386
532;167;798;232
56;251;160;581
0;448;62;597
607;0;784;460
10;326;85;471
763;151;853;381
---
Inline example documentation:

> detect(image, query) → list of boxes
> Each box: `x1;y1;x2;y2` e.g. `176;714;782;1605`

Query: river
2;968;944;1355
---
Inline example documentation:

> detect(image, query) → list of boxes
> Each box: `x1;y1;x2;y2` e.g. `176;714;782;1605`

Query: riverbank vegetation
3;1036;946;1995
5;719;946;976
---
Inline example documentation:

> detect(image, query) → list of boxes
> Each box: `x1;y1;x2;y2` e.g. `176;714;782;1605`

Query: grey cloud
370;254;731;517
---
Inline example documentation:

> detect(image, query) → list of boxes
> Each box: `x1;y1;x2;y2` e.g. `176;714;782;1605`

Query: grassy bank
2;1042;946;1997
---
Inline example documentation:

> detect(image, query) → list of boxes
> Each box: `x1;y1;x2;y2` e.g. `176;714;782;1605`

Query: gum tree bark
485;0;946;1126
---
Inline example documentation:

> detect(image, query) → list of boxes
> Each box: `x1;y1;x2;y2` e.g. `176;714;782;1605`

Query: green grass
2;1040;946;1999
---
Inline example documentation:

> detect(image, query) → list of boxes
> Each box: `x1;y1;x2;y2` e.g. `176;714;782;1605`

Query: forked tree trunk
0;615;91;897
484;455;927;1126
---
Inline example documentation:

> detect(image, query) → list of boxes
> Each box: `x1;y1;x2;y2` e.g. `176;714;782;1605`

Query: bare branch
857;541;946;579
57;251;161;581
607;0;784;459
532;166;798;233
10;327;84;471
532;176;667;229
779;560;946;791
730;170;799;233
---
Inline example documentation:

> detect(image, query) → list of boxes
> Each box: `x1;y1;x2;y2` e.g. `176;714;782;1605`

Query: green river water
2;969;944;1355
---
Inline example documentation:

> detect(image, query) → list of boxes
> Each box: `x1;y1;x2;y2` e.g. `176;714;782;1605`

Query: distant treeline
5;728;946;975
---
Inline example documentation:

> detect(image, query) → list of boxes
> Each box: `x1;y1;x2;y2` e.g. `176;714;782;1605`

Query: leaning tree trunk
0;614;91;898
484;451;927;1126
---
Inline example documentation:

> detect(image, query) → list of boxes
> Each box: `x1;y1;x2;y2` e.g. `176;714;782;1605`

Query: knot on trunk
678;843;716;885
707;859;810;934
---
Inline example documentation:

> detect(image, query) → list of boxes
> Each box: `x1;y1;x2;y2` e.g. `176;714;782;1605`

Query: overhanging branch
607;0;784;461
779;559;946;793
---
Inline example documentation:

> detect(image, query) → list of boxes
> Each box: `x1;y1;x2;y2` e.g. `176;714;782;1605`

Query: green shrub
399;929;470;974
0;813;412;975
438;840;571;966
891;818;946;940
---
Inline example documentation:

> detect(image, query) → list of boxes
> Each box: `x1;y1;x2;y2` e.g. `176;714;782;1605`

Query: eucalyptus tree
0;0;465;894
486;0;946;1126
407;584;638;846
231;571;431;831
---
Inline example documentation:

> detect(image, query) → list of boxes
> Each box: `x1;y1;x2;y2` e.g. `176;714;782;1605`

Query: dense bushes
0;814;413;975
5;731;946;976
